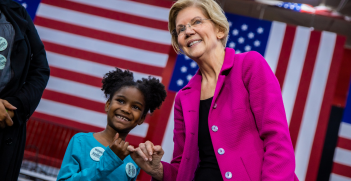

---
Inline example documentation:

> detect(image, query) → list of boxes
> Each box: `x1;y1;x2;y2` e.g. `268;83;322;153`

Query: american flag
331;84;351;181
16;0;346;181
17;0;178;149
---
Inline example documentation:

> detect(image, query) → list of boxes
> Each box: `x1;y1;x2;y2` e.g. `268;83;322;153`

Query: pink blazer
159;48;298;181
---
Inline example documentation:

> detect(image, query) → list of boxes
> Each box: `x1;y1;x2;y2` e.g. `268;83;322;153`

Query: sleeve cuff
99;146;123;171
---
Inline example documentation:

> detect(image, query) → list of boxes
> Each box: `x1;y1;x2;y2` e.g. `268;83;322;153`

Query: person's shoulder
71;132;92;142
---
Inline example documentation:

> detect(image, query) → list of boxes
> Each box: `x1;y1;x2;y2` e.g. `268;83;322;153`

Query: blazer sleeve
242;51;296;181
152;93;184;181
4;7;50;126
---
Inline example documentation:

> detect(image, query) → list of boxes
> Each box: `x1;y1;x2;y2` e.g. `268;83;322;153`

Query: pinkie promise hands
127;141;164;181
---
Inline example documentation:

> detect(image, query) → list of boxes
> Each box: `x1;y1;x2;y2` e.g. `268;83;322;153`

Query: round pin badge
90;147;105;162
0;37;8;51
0;54;7;70
125;162;137;178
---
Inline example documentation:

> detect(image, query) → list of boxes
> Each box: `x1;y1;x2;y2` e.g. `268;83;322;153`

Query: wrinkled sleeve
4;6;50;126
57;136;123;181
242;51;297;181
152;93;184;181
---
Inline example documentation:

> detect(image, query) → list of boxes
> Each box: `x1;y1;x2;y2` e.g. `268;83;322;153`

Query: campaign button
90;147;105;161
125;162;137;178
0;54;6;70
0;37;8;51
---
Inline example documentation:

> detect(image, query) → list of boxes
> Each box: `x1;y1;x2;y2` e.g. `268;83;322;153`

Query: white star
22;3;27;8
284;3;289;8
177;79;184;86
236;50;241;54
248;32;254;39
190;61;197;68
238;37;245;44
290;4;295;10
254;40;260;47
245;45;251;52
184;55;190;60
229;21;232;27
257;27;264;34
241;24;248;31
296;4;301;11
187;74;193;81
180;66;187;73
229;42;235;48
232;29;239;36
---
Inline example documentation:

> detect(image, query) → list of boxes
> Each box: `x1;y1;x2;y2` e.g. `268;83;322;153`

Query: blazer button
5;138;13;145
225;172;232;179
212;125;218;132
218;148;225;155
213;103;217;109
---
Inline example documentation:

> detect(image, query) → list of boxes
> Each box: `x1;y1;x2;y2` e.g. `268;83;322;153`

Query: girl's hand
128;141;164;180
109;133;130;160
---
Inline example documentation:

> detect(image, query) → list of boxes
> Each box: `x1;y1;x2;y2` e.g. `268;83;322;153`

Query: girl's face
105;86;145;134
175;6;224;59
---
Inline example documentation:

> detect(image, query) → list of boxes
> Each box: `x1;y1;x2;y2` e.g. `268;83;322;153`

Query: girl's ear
138;115;146;125
105;99;110;113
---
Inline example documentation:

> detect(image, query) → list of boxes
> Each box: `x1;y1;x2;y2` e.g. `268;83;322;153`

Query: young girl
57;68;167;181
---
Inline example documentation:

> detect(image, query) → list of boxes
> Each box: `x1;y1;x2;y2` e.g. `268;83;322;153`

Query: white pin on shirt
0;54;6;70
125;162;137;178
0;37;8;51
90;147;105;161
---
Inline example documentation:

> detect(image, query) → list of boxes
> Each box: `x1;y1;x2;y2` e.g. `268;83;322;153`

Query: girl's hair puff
101;68;166;117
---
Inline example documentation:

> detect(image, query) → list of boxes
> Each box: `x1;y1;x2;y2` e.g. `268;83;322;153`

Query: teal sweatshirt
57;133;140;181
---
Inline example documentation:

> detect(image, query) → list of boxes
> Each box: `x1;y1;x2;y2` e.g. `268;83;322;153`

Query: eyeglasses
172;17;211;37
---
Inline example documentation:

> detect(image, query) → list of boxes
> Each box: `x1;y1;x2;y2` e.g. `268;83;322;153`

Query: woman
129;0;298;180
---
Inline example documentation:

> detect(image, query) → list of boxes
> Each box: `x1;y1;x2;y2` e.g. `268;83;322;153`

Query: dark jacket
0;0;50;180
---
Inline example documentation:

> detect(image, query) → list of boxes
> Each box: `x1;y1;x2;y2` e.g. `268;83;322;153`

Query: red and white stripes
32;0;172;143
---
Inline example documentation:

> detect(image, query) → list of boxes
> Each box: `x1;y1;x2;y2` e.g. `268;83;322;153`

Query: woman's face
105;86;145;134
175;6;224;59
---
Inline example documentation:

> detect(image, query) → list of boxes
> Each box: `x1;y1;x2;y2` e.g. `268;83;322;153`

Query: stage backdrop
16;0;346;181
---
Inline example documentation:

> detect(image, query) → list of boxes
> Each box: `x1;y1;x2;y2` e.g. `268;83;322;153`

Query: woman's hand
0;99;17;128
109;133;130;160
128;141;164;180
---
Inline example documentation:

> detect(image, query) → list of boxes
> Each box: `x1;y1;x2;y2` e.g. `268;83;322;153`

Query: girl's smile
105;86;145;134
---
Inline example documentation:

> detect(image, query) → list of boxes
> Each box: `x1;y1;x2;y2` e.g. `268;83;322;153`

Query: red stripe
129;0;173;8
289;31;321;148
275;25;296;89
41;89;152;124
35;17;170;54
42;90;106;114
40;0;169;31
332;162;351;178
305;36;347;181
337;137;351;151
43;42;164;76
50;67;102;88
31;112;144;146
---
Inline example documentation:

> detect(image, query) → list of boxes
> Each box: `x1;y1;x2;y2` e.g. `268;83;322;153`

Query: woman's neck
196;46;225;83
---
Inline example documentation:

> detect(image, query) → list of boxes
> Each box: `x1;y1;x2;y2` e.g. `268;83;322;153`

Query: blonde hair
168;0;229;54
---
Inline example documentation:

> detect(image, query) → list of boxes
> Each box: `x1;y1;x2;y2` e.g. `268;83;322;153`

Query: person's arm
159;93;185;181
130;94;185;181
4;7;50;126
58;133;129;181
242;51;296;181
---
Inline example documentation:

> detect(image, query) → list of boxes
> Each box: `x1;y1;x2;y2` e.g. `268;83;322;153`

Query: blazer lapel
180;73;202;137
211;48;236;110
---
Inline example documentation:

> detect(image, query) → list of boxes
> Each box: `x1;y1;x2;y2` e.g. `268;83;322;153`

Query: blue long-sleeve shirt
57;132;140;181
